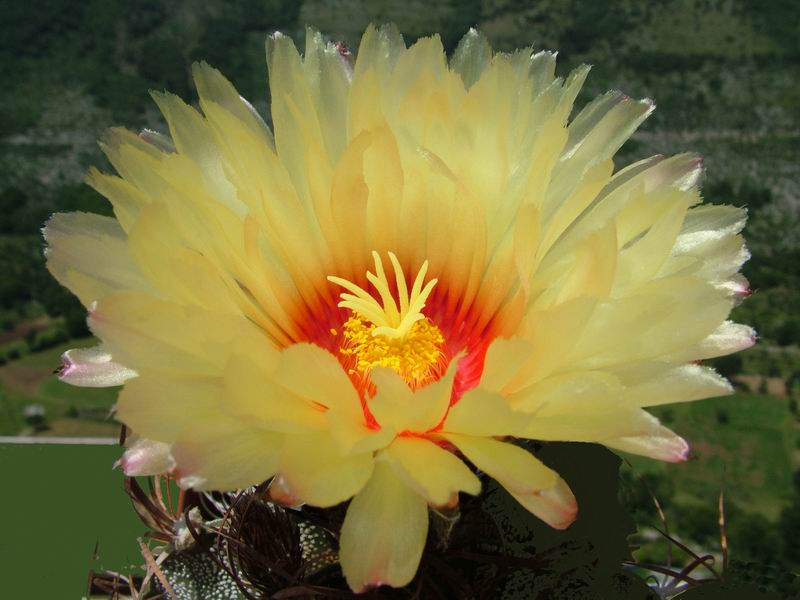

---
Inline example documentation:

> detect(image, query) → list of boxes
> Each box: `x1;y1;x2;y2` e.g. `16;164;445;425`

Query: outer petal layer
276;433;375;507
442;434;557;493
171;418;282;490
339;460;429;592
58;345;137;387
43;212;150;307
117;438;174;476
441;434;577;529
604;425;690;462
509;477;578;530
383;437;481;506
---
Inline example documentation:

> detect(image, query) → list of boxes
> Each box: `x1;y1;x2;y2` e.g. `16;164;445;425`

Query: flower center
328;252;446;388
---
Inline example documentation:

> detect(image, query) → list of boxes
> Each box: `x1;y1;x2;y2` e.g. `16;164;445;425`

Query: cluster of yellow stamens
338;315;445;386
328;252;445;386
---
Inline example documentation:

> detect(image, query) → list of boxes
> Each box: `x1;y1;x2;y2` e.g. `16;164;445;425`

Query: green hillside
0;337;119;437
649;394;795;505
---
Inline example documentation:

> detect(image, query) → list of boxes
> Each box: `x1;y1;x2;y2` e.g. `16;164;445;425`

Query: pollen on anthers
327;252;446;388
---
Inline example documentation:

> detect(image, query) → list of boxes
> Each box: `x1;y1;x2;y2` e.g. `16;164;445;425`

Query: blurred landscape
1;0;798;579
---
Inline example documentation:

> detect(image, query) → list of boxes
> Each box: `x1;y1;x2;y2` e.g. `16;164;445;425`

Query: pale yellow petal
613;197;689;291
273;343;361;415
58;345;136;388
542;97;651;234
90;291;269;375
192;61;274;149
353;23;405;82
267;31;328;212
223;352;328;433
150;90;241;214
605;425;690;462
172;417;281;490
666;204;750;286
118;438;174;476
302;28;351;162
127;203;241;313
339;460;428;592
450;28;492;89
507;297;598;389
520;405;665;443
99;127;169;200
276;433;374;507
43;212;150;307
442;387;525;437
85;167;148;232
440;434;577;529
115;370;221;442
572;278;733;368
509;370;623;414
509;476;578;530
269;343;391;453
441;434;557;494
328;130;371;276
552;220;618;304
369;358;456;433
624;363;732;407
384;437;480;506
661;320;756;362
546;153;702;263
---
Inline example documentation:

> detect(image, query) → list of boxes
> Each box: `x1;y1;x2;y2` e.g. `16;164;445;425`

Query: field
0;337;120;437
636;394;798;518
0;443;146;598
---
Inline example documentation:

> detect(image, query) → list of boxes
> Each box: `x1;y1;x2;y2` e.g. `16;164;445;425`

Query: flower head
45;25;753;592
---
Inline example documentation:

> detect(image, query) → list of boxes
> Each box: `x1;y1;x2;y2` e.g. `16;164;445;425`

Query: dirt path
734;375;788;398
0;362;52;397
0;316;50;345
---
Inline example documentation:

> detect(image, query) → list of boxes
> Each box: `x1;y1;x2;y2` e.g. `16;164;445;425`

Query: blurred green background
1;0;799;592
0;444;145;598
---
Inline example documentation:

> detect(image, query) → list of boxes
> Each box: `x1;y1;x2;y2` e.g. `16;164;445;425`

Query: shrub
729;512;784;566
710;353;743;378
30;327;69;352
677;502;720;545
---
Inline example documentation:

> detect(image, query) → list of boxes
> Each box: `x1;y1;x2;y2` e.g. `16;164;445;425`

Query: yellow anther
339;315;444;387
328;252;444;385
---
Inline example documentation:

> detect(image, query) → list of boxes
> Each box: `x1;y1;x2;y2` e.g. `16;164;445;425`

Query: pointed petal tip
176;473;207;490
118;438;175;476
655;434;691;463
266;30;294;61
266;474;305;508
58;346;137;388
733;279;751;298
540;478;578;529
508;476;578;530
549;506;578;530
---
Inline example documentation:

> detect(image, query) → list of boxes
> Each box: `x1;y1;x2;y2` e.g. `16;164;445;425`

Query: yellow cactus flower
46;25;753;592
